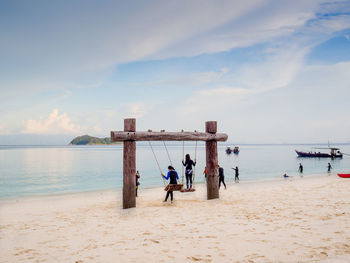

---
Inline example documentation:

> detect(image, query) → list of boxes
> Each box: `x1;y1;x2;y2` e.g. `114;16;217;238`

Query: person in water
135;170;140;197
327;163;332;172
218;165;226;189
298;163;303;174
162;165;179;202
232;166;239;182
182;154;196;189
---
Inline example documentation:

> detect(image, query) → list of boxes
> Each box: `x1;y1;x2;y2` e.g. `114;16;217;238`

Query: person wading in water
298;163;303;176
182;154;196;189
327;163;332;173
232;166;239;183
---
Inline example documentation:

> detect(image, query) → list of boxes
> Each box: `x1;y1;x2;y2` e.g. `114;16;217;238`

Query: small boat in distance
226;146;240;154
295;147;343;158
338;173;350;178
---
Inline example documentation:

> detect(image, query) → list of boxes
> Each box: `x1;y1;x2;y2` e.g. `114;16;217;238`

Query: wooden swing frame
111;118;228;209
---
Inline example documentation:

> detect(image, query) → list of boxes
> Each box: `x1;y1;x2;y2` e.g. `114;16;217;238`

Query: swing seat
180;188;196;192
164;184;183;191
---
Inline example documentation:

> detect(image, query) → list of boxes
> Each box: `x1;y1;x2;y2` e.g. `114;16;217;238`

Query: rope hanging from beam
182;141;185;184
148;141;167;187
192;140;198;187
163;141;173;167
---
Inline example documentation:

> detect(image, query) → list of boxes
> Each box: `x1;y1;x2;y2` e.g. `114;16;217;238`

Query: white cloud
0;124;9;135
22;109;83;135
140;68;229;88
125;103;148;119
176;44;308;116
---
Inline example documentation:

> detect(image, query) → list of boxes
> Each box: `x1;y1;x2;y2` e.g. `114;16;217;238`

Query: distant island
69;135;121;145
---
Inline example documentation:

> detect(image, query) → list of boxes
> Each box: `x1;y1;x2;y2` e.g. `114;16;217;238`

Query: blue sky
0;0;350;144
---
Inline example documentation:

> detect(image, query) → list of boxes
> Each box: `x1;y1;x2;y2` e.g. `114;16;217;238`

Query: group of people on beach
135;153;241;202
216;165;239;190
135;154;199;202
161;153;196;202
160;154;240;202
137;155;336;202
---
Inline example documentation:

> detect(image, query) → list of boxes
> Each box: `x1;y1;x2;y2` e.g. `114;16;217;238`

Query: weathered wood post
206;121;219;200
123;118;136;209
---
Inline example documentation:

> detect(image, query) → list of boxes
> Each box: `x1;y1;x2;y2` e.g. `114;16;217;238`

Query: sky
0;0;350;145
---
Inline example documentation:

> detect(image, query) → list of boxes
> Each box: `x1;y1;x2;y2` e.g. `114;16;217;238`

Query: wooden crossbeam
111;131;228;142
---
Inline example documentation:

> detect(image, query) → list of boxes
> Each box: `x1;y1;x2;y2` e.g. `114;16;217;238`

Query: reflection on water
1;144;350;199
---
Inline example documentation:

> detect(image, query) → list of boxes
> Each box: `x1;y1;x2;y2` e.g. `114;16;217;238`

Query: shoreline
0;171;339;204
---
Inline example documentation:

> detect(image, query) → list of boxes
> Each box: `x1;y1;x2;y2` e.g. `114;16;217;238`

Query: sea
1;144;350;199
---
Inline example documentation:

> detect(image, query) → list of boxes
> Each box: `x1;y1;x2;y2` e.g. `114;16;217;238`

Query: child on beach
162;166;179;203
182;154;196;189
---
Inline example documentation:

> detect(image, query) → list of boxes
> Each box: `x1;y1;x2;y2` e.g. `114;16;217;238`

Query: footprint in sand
187;256;203;261
150;239;160;244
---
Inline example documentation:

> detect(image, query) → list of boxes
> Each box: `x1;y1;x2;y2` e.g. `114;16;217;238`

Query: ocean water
1;144;350;199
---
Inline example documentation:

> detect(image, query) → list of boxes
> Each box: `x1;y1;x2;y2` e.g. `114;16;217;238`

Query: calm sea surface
1;144;350;199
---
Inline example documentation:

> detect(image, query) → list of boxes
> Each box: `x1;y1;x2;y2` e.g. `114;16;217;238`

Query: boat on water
226;146;240;154
338;174;350;178
295;147;343;158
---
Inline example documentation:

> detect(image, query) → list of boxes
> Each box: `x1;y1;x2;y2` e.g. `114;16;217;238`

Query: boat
226;146;240;154
295;147;343;158
338;174;350;178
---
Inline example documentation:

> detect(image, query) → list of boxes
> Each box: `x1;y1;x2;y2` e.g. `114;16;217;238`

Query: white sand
1;174;350;262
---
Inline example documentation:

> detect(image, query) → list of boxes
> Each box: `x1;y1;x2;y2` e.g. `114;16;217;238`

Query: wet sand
1;174;350;262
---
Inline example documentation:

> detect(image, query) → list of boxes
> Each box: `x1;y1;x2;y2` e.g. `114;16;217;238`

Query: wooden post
123;118;136;209
205;121;219;200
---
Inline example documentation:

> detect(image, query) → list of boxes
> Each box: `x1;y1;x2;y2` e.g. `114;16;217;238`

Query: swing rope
192;140;198;187
148;141;167;186
163;141;173;167
182;140;185;184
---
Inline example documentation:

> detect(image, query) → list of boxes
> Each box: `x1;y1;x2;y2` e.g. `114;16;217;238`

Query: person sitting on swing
162;165;179;203
182;154;196;189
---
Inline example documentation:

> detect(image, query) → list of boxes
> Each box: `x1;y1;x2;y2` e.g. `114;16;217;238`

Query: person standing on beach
218;165;226;189
298;163;303;174
203;167;207;179
136;170;140;197
327;163;332;172
232;166;239;183
182;154;196;189
162;166;179;203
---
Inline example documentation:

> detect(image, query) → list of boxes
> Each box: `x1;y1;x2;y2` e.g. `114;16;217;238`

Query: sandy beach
1;174;350;263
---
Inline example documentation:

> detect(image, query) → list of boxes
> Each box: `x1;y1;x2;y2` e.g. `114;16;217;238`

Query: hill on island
69;135;120;145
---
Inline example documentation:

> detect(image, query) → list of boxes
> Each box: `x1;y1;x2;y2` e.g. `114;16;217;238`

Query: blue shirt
163;170;179;184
